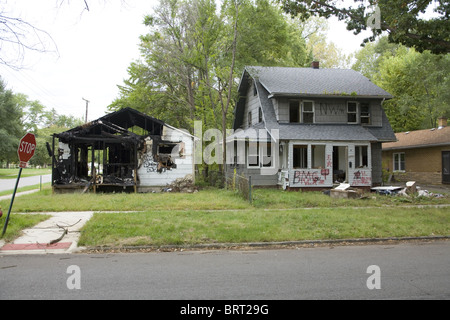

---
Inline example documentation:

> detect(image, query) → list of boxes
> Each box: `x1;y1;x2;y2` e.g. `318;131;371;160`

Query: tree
110;0;311;180
0;78;24;163
296;16;350;68
367;45;450;131
280;0;450;54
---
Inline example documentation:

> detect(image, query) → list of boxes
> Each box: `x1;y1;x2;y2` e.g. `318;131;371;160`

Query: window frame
289;101;300;123
347;101;358;124
360;103;371;125
393;152;405;172
293;145;308;169
355;145;369;168
302;101;315;124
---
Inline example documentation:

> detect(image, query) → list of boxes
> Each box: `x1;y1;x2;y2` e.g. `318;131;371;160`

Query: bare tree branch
0;12;59;70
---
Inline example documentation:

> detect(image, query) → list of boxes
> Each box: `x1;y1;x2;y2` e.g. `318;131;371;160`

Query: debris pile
371;181;445;198
162;175;198;193
328;183;364;199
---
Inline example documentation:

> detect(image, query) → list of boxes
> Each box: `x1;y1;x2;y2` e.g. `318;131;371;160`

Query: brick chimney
438;117;447;128
311;61;320;69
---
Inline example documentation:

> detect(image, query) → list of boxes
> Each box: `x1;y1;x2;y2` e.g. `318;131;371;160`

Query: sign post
1;133;36;238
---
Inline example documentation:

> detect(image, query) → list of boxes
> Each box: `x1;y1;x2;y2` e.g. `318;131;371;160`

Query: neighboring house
226;64;396;190
51;107;195;193
382;117;450;185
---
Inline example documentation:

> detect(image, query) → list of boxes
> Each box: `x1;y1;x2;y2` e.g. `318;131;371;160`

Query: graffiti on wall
352;170;371;186
143;153;158;173
293;170;326;186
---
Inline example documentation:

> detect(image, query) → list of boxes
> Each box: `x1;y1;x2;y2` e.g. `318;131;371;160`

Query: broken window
355;145;368;168
311;145;325;168
289;101;300;123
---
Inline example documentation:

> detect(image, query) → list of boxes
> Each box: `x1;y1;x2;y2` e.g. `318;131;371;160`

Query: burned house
51;107;195;193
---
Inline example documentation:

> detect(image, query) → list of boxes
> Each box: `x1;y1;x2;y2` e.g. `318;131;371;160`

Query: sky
0;0;372;123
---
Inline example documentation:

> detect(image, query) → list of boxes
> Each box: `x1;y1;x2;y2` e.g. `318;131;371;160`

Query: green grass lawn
78;207;450;247
1;185;449;247
0;168;51;179
0;213;50;242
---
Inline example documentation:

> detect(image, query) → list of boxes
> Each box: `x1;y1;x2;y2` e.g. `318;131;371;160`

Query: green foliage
352;37;450;132
109;0;311;133
0;78;24;163
373;47;450;131
280;0;450;54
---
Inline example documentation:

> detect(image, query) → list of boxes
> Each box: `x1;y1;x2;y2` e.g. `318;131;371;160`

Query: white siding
137;126;194;187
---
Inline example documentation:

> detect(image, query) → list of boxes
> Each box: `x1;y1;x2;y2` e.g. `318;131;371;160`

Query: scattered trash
329;183;364;199
371;181;445;198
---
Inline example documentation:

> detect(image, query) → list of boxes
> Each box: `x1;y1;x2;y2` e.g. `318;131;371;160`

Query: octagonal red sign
18;133;36;168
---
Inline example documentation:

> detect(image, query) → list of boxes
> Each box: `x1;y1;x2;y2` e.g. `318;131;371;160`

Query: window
247;142;274;168
347;102;358;123
355;146;368;168
259;107;263;123
248;142;259;167
360;103;370;125
302;101;314;123
248;111;252;127
293;145;308;169
311;145;325;168
289;101;300;123
261;142;272;167
394;153;405;171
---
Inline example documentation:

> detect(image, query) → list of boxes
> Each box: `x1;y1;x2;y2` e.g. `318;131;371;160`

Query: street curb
81;235;450;253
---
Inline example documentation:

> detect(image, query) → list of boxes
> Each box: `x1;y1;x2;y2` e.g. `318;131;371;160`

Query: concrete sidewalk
0;212;93;255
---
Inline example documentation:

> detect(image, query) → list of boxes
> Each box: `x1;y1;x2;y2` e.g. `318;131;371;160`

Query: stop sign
18;133;36;168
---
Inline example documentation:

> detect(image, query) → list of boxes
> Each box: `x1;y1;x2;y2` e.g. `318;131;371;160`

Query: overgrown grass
0;213;50;242
78;207;450;247
252;188;450;208
2;186;449;248
0;187;252;213
3;186;449;213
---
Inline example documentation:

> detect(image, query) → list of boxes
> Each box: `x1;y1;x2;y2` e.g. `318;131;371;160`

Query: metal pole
248;175;252;205
1;167;23;238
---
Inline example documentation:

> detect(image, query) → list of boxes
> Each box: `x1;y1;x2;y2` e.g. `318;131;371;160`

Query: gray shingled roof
231;66;396;142
246;66;393;99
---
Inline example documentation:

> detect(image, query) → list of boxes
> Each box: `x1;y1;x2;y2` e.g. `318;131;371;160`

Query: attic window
248;111;253;127
259;108;263;123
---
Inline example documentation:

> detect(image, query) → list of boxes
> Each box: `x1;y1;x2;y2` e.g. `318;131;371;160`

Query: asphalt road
0;174;52;192
0;240;449;302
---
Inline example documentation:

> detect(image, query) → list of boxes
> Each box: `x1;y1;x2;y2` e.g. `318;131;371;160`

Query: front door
443;151;450;184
